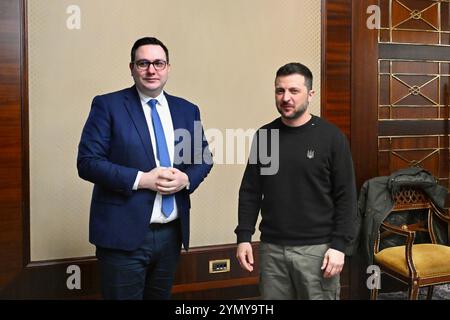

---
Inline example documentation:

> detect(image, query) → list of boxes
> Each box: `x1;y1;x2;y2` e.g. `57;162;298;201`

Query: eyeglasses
133;59;167;71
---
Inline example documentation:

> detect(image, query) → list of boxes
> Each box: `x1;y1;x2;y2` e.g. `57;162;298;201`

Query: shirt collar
136;88;165;106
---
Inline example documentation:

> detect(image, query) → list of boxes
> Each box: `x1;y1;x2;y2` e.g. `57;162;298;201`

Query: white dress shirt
132;89;178;223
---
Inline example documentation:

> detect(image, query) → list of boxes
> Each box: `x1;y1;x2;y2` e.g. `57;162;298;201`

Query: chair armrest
381;222;416;238
379;222;418;277
431;203;450;223
380;222;416;255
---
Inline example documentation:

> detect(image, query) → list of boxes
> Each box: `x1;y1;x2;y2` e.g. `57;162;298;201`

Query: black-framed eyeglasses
133;59;167;71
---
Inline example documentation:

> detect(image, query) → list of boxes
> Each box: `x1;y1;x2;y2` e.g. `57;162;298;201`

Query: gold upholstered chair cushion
374;243;450;278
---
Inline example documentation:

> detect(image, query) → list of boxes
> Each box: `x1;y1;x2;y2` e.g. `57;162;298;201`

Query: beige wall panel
28;0;321;260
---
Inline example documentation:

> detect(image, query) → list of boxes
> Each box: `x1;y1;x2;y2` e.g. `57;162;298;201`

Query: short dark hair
276;63;313;90
130;37;169;63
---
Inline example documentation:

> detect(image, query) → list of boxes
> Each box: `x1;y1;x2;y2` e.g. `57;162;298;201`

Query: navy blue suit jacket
77;86;213;251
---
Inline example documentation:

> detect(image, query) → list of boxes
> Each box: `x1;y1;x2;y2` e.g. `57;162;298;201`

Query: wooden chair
370;187;450;300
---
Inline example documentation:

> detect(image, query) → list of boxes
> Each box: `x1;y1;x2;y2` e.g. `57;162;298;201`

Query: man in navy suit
77;37;213;299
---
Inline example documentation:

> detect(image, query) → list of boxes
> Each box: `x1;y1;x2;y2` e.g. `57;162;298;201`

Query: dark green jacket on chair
356;167;449;266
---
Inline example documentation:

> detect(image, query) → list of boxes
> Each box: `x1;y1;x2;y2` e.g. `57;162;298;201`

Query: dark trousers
96;220;181;300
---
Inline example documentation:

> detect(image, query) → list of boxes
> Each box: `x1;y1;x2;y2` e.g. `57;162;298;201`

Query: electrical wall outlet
209;259;230;274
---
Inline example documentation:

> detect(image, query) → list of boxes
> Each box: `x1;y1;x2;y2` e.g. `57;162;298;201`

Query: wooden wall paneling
172;243;260;300
1;257;100;299
373;0;450;295
389;0;440;45
379;44;450;60
351;0;380;300
380;120;450;136
351;0;379;188
321;0;354;299
378;1;450;193
1;244;259;299
321;0;352;139
0;0;25;289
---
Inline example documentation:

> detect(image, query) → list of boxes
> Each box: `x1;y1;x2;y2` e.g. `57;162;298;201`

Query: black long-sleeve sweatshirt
235;115;357;253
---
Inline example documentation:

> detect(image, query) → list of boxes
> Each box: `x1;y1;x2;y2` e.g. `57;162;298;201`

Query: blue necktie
148;99;174;217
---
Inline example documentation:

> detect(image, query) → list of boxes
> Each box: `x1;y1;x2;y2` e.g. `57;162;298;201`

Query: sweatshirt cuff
330;237;347;254
237;231;252;244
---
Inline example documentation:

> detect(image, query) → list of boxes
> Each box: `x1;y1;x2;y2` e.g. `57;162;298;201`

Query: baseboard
0;243;260;299
0;241;354;299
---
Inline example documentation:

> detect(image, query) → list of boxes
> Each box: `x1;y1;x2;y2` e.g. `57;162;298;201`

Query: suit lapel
165;92;184;133
165;92;185;170
124;86;156;166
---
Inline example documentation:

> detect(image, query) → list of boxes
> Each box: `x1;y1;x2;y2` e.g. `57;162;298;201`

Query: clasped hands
138;167;189;194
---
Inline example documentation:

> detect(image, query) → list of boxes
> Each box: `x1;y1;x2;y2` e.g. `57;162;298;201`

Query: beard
277;100;309;120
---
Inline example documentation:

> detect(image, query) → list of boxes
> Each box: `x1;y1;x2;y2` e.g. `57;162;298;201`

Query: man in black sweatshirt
235;63;357;300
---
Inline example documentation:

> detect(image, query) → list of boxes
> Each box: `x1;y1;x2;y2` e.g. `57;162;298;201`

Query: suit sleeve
183;105;213;193
77;96;138;196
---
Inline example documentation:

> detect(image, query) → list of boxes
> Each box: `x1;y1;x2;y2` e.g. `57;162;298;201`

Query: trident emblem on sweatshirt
307;150;315;159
